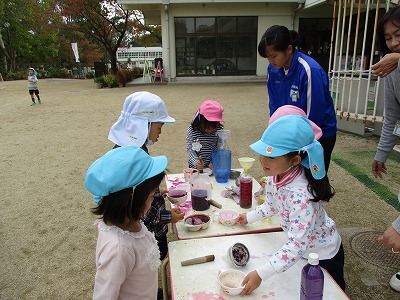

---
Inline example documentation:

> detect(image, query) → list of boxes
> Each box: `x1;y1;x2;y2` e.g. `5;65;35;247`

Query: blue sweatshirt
267;50;337;139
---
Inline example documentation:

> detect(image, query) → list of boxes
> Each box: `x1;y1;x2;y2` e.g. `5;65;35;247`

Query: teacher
258;25;337;172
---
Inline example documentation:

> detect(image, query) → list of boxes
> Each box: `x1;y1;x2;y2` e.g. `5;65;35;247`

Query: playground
0;78;399;299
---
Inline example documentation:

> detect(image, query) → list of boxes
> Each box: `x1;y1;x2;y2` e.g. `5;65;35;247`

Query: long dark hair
286;151;335;202
91;171;165;225
376;6;400;56
258;25;292;58
191;113;221;133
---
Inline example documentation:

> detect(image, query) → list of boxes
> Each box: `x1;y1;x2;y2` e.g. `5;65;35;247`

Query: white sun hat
108;91;175;147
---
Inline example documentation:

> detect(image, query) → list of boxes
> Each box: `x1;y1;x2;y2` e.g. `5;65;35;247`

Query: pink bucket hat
269;105;322;140
198;100;224;122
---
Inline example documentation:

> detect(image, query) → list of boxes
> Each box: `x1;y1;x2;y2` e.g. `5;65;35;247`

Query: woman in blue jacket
258;25;337;172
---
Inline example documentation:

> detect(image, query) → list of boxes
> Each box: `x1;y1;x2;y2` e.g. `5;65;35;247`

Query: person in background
237;115;345;295
108;91;184;263
371;5;400;293
186;100;224;171
27;67;41;106
258;25;337;172
84;146;168;299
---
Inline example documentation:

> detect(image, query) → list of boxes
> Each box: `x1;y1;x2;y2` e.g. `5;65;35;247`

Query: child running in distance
27;67;41;106
84;146;168;299
108;91;184;261
238;115;345;295
186;100;224;171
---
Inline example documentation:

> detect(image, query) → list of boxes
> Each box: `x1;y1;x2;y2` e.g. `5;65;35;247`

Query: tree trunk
110;49;118;74
0;30;8;74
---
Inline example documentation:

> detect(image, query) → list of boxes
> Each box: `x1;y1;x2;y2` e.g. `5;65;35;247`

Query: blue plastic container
211;149;231;183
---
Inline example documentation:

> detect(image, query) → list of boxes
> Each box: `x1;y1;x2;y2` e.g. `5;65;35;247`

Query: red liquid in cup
239;176;253;208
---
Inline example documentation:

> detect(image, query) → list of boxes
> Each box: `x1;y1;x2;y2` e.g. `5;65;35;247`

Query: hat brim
146;155;168;183
156;116;176;123
250;140;289;157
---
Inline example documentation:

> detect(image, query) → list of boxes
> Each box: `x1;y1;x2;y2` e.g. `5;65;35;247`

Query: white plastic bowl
167;189;187;205
215;209;239;226
218;269;246;296
183;214;211;231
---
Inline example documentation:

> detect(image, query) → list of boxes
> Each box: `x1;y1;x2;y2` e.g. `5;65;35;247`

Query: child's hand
171;207;185;223
196;159;204;171
208;162;213;170
237;213;248;225
240;270;262;295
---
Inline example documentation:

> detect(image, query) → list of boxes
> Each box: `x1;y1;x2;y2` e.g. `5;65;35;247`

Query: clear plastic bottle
300;253;324;300
191;174;211;211
239;174;253;208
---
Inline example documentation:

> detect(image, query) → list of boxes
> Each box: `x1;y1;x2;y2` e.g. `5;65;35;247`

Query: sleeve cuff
246;210;260;224
256;261;277;280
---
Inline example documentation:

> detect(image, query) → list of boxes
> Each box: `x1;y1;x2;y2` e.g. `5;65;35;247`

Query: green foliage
46;66;71;78
103;74;118;88
131;67;142;78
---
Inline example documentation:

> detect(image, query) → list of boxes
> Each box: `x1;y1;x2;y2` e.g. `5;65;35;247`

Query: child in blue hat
84;146;168;299
27;67;41;106
238;115;345;295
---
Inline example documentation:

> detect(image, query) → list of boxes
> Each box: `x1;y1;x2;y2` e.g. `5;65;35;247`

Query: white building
118;0;398;136
116;47;163;69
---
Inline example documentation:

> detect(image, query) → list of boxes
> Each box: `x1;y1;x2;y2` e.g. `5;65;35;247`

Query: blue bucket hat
84;146;168;203
250;115;325;179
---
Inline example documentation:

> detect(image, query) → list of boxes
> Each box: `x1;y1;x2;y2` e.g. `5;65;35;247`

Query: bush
46;66;71;78
94;76;105;88
115;69;132;86
103;74;118;88
131;67;142;79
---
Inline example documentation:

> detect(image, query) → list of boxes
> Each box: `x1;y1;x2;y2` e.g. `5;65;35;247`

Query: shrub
103;74;118;88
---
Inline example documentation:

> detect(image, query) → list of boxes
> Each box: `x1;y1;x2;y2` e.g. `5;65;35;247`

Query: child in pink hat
269;105;323;140
186;100;224;171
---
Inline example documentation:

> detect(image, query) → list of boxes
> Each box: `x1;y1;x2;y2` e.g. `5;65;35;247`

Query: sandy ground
0;78;399;299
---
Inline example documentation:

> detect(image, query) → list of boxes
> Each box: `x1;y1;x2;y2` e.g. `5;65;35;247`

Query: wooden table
168;232;349;299
165;172;281;240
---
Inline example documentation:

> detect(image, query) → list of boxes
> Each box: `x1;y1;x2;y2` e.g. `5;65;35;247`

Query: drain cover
350;231;400;268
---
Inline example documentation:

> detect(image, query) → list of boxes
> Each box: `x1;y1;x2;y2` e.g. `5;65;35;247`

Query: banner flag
71;42;80;63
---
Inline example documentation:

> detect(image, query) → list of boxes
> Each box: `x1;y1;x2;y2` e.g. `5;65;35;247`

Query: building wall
161;3;297;80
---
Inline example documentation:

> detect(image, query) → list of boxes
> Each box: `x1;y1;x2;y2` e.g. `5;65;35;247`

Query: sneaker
389;272;400;292
157;288;164;299
30;101;36;106
38;99;41;104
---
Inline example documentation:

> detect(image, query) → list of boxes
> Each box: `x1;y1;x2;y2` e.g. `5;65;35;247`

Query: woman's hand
378;224;400;252
371;53;400;78
237;213;248;225
171;207;185;223
240;270;262;295
372;160;387;179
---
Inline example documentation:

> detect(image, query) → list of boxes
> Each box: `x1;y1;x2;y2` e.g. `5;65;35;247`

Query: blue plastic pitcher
211;149;231;183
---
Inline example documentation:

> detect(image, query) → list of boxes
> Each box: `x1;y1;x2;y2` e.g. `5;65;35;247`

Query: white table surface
165;173;281;240
168;232;349;300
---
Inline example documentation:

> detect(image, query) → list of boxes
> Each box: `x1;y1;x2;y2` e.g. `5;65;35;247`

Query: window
175;16;257;76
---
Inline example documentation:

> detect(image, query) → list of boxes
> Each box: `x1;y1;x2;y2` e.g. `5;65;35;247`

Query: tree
60;0;143;74
0;0;61;74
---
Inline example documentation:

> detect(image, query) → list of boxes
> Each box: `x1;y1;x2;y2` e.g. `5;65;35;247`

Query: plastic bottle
239;174;253;208
191;174;211;211
211;130;231;183
300;253;324;300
